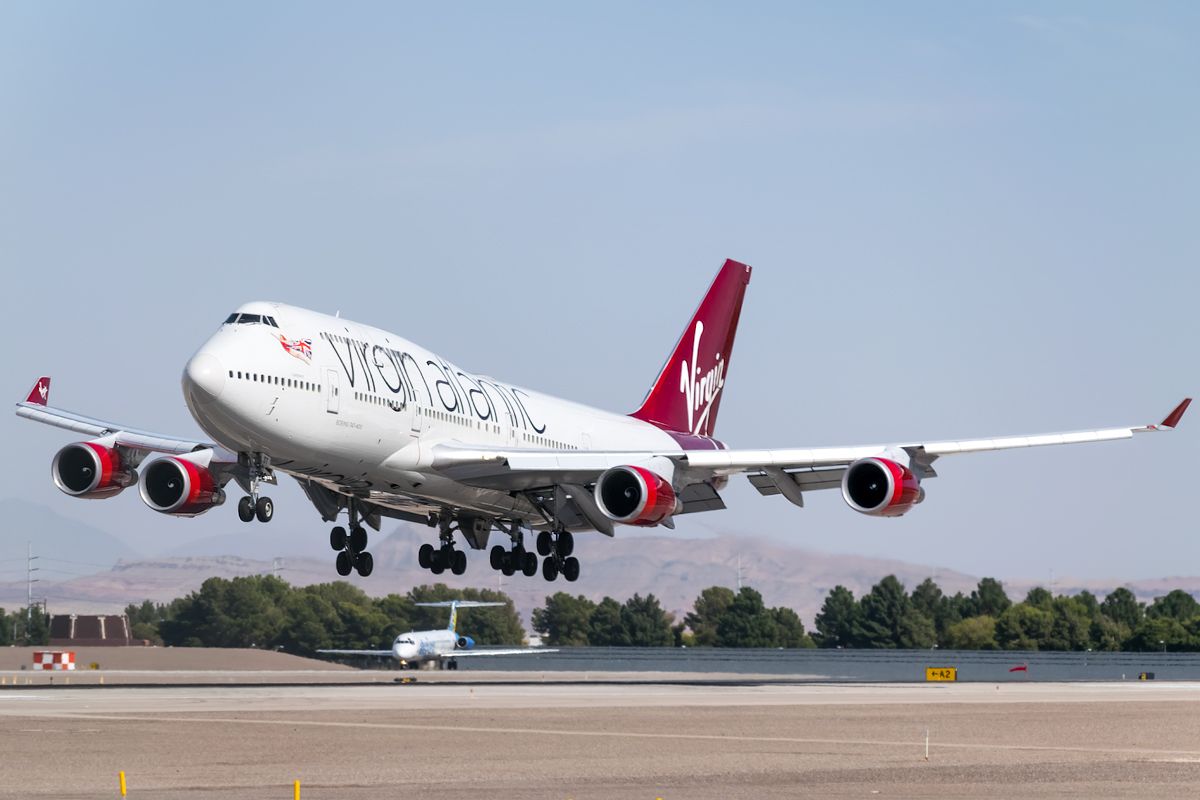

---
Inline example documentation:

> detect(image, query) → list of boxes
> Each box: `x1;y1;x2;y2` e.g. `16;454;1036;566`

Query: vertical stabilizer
447;601;459;633
630;260;751;437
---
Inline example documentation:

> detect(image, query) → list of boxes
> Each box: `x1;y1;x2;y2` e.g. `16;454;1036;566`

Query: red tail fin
24;377;50;406
630;259;751;437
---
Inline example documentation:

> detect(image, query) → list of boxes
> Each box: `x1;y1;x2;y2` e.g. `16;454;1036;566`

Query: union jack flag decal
278;335;313;363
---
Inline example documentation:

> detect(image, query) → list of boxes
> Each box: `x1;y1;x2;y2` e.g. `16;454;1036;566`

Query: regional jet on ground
318;600;555;669
16;260;1190;581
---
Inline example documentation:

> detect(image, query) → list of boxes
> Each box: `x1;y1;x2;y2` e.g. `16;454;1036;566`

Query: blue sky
1;2;1196;582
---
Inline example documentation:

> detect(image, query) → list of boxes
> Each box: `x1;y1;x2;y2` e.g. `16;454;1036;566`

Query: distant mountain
3;521;1196;625
0;498;138;570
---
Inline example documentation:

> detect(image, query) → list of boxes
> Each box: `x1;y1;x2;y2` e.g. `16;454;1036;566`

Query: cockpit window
224;313;268;326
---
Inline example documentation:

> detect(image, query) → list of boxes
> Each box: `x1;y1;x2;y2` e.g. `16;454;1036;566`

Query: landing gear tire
522;551;538;577
542;557;559;582
237;496;255;523
255;496;274;523
451;549;467;576
330;526;347;551
501;554;515;577
490;545;506;570
418;543;435;569
348;526;368;553
536;530;552;556
355;551;374;577
335;551;353;576
562;556;580;582
430;555;445;575
557;530;574;557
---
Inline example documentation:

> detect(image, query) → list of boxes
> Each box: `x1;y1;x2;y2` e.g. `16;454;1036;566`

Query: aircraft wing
15;377;237;459
316;649;395;657
440;648;559;658
429;399;1191;492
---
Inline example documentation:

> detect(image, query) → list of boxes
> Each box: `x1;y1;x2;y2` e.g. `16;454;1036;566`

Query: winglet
24;377;50;406
1158;398;1191;430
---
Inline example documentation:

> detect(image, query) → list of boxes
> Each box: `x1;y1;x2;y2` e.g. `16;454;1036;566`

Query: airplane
317;600;556;669
15;259;1190;583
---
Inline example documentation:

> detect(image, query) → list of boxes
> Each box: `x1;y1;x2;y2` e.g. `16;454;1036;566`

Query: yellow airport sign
925;667;957;682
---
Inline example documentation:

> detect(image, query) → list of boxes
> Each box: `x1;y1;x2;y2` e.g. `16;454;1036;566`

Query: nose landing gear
237;454;274;523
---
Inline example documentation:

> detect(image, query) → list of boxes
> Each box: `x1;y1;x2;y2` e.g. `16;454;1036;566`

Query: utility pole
736;553;743;591
26;541;38;624
272;557;284;579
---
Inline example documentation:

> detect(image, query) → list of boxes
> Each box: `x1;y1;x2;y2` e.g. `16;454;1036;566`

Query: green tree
1045;596;1092;651
852;575;933;649
911;578;961;643
589;597;628;646
160;575;290;648
1099;587;1143;629
684;586;736;647
771;606;815;648
620;594;674;647
995;604;1053;650
1088;615;1130;651
971;578;1011;618
1146;590;1200;622
532;593;597;646
1127;616;1189;652
715;588;780;648
1024;587;1053;610
943;615;997;650
813;586;859;648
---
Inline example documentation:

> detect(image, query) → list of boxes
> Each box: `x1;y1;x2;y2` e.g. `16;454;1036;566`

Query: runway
3;678;1200;798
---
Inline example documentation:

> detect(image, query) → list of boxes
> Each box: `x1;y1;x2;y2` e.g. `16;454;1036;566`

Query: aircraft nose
184;351;226;403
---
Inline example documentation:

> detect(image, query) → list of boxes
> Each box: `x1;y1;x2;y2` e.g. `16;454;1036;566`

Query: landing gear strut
418;514;467;576
330;501;373;577
237;453;274;524
489;527;538;578
537;529;579;582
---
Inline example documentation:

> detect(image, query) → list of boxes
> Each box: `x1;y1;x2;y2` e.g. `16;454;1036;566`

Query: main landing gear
330;502;373;577
417;515;467;576
236;453;274;523
489;529;539;578
536;529;580;582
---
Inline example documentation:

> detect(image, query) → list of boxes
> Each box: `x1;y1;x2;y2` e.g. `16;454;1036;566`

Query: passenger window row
229;370;320;393
522;432;575;450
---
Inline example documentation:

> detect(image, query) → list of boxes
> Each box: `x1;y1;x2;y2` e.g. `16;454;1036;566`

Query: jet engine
51;441;137;499
841;457;923;517
594;465;679;526
138;456;226;516
456;636;475;650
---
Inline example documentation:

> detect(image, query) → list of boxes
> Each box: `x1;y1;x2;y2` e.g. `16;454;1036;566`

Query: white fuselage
391;628;459;663
181;301;683;524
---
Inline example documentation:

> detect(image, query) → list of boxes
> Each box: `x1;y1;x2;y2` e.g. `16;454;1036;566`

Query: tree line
9;572;1199;653
811;576;1200;652
532;587;814;648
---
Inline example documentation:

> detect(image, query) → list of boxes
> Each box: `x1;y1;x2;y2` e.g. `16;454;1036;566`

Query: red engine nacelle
138;456;225;516
841;457;923;517
51;442;137;499
594;465;679;526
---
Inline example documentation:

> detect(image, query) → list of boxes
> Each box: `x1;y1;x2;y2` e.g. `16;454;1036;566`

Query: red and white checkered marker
32;651;75;670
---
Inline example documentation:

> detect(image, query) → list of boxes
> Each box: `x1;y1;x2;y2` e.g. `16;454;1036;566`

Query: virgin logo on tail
680;321;725;437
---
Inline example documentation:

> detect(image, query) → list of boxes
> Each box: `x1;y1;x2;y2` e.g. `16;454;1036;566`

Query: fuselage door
325;369;340;414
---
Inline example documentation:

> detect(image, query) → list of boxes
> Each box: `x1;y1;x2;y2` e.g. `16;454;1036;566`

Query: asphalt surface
2;679;1199;798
